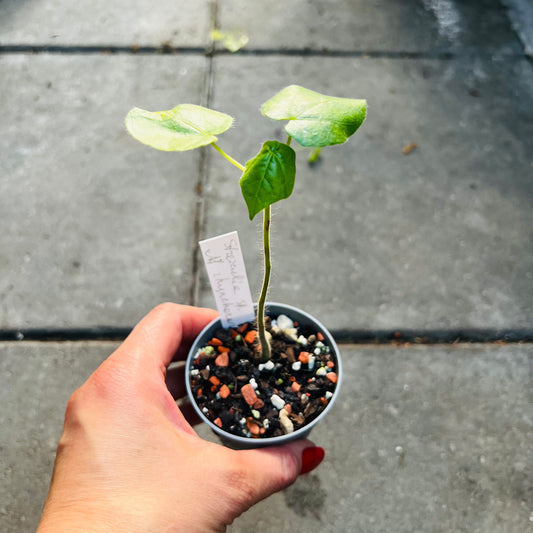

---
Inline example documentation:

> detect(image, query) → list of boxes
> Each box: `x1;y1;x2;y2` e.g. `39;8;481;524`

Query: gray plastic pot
185;302;342;449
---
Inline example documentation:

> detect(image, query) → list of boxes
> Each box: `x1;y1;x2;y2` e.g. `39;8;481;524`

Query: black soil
188;314;338;439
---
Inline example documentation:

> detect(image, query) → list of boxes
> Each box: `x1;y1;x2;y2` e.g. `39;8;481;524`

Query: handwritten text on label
199;231;255;328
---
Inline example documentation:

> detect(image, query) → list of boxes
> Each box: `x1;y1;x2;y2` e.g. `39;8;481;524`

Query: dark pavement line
188;0;218;307
332;328;533;344
215;48;457;59
0;328;133;342
0;44;459;59
1;328;531;344
0;45;206;54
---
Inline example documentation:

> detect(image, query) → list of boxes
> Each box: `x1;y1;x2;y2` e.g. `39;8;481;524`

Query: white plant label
199;231;255;328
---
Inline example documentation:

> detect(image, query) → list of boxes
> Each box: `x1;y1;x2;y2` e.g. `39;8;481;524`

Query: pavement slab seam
188;0;218;306
0;46;527;61
1;328;532;344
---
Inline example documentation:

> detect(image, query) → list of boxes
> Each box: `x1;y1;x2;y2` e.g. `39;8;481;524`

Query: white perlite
270;325;281;335
297;335;308;345
258;360;274;371
276;314;294;330
270;394;285;410
264;360;275;371
279;408;294;434
284;328;298;342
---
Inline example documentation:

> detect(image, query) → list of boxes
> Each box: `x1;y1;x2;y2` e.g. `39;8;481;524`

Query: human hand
37;303;325;533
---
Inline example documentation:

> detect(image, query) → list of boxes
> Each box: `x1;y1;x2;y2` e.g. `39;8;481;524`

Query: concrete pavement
1;342;531;532
1;1;532;531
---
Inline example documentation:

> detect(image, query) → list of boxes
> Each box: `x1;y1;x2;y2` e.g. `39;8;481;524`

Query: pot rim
185;302;342;447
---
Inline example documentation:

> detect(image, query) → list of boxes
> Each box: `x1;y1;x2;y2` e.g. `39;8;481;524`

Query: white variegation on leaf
125;104;233;151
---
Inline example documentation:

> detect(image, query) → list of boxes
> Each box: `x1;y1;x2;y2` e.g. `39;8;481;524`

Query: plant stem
257;134;292;360
309;147;322;163
211;142;246;172
257;205;272;361
211;140;271;359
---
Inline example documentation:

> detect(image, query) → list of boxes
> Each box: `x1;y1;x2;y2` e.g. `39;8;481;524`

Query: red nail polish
300;446;325;475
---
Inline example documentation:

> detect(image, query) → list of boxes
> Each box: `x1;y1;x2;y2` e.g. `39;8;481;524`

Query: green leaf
125;104;234;151
261;85;367;147
239;141;296;220
211;28;249;52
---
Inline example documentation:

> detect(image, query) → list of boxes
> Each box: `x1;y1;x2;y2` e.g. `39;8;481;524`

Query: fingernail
300;446;325;475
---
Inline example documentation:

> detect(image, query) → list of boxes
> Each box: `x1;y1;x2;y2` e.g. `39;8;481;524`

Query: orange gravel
215;352;229;367
241;383;258;405
326;372;337;384
219;384;230;399
244;330;257;344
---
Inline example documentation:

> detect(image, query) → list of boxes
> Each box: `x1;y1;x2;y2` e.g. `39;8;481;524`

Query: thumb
234;440;325;506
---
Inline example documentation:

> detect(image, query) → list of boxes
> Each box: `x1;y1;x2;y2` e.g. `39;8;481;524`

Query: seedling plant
126;85;366;361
